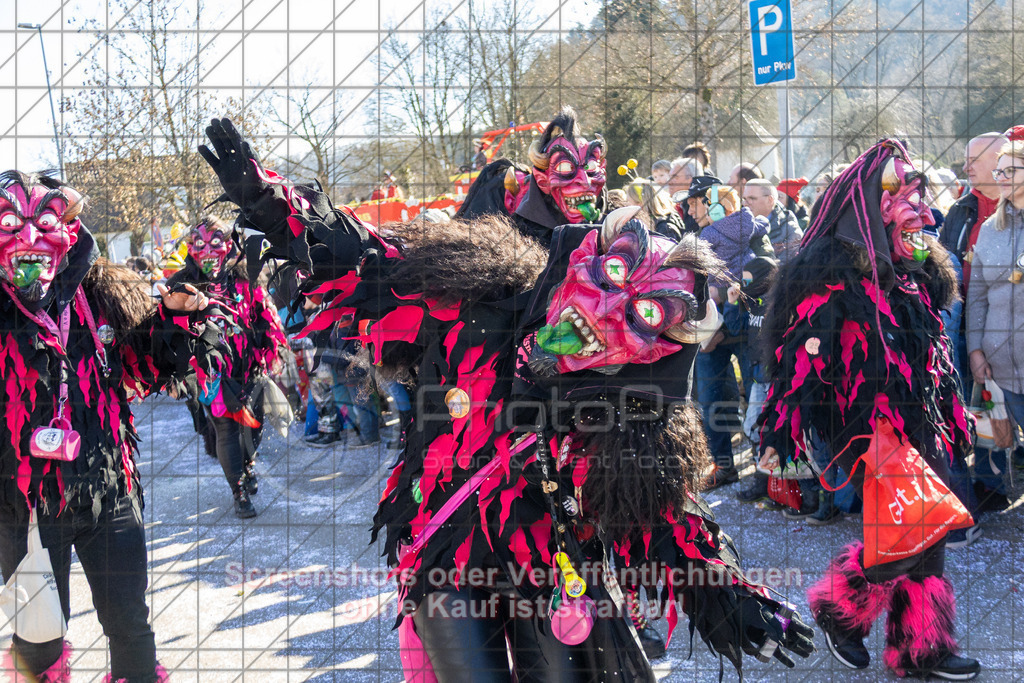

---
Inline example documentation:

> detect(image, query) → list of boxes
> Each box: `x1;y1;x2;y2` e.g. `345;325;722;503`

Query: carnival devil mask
532;210;719;376
188;221;234;277
880;157;934;268
531;132;606;223
0;172;83;304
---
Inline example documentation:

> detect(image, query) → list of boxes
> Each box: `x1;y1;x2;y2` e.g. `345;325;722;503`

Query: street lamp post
17;22;63;178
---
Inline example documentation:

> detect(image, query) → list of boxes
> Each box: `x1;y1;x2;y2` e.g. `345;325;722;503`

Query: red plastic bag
768;475;802;510
823;418;973;568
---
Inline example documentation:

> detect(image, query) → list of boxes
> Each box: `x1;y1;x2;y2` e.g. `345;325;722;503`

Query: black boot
923;654;982;680
783;478;820;519
808;543;894;670
736;472;770;502
242;462;258;495
233;482;257;519
815;609;871;669
884;575;979;680
626;588;666;660
808;489;843;525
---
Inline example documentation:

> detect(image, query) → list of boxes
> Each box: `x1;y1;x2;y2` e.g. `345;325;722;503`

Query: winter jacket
700;207;770;286
765;202;803;263
965;204;1024;395
939;191;979;265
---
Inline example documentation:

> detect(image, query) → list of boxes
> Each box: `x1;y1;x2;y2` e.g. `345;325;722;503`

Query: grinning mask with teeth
534;213;717;375
0;171;83;304
533;136;606;224
528;107;606;223
880;157;934;269
187;220;234;278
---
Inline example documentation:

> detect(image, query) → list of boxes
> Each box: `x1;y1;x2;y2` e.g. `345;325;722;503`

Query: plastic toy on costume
167;216;287;518
757;140;981;680
0;171;223;682
456;107;606;246
199;117;814;681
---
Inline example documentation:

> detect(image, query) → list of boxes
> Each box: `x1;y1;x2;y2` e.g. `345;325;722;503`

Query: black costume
199;118;814;681
0;176;221;682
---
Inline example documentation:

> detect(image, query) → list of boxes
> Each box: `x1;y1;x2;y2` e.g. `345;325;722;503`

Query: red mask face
188;223;233;277
537;225;699;374
0;180;80;303
534;137;606;223
880;158;934;267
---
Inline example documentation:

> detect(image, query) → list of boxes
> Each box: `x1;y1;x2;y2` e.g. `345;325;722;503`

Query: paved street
3;394;1022;681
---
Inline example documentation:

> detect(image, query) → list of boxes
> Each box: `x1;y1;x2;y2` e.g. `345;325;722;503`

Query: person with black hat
684;174;772;487
724;256;781;504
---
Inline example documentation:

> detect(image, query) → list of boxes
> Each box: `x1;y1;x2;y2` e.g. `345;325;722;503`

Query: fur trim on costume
807;542;894;637
102;662;169;683
883;575;959;676
82;258;156;344
4;642;72;683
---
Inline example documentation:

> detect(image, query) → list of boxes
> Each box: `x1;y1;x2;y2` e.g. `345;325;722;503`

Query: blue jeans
333;380;379;442
696;339;743;468
383;379;412;412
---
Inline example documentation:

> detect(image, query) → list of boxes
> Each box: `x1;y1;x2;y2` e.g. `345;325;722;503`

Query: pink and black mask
0;172;83;304
530;210;720;377
531;135;606;224
188;222;235;278
880;157;934;269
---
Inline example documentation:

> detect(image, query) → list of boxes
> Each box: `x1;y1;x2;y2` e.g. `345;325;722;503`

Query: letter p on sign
757;5;783;55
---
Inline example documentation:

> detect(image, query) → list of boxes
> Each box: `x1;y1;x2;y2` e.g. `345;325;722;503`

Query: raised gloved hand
738;593;815;667
198;118;266;210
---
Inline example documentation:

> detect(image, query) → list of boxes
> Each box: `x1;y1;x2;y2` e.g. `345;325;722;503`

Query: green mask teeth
578;201;599;222
536;321;583;356
12;262;43;288
912;247;929;262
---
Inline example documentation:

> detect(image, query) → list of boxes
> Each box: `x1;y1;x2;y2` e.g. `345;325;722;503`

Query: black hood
804;139;914;291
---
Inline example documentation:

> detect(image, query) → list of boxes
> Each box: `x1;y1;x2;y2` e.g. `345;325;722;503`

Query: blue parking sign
749;0;796;85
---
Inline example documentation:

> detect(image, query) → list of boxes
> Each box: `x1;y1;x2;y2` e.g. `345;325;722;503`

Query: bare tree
63;0;268;255
270;87;358;198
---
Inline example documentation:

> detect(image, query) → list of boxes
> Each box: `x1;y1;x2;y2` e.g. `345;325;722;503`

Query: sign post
749;0;796;178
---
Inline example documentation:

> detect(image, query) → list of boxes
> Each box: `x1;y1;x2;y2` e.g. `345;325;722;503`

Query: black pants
0;492;156;680
412;586;593;683
208;412;257;490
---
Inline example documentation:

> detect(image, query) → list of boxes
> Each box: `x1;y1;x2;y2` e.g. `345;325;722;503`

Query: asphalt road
2;394;1022;681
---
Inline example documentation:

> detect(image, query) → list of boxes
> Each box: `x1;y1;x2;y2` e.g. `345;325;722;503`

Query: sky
0;0;596;174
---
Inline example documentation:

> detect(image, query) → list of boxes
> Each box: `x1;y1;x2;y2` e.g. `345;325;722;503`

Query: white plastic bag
0;509;66;642
252;375;293;438
971;380;1015;450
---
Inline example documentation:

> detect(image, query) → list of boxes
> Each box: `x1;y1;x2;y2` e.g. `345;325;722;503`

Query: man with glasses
742;179;803;263
938;131;1008;548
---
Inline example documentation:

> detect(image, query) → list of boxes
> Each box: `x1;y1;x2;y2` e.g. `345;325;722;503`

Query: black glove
198;118;267;210
738;594;815;668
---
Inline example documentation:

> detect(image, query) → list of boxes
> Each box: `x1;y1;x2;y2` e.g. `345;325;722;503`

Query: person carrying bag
0;508;66;644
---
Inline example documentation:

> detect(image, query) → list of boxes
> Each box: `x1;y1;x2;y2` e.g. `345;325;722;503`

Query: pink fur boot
2;641;72;683
806;542;895;668
883;575;979;679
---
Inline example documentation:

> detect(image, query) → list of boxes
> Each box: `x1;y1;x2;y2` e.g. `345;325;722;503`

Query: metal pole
777;84;794;179
18;23;63;178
